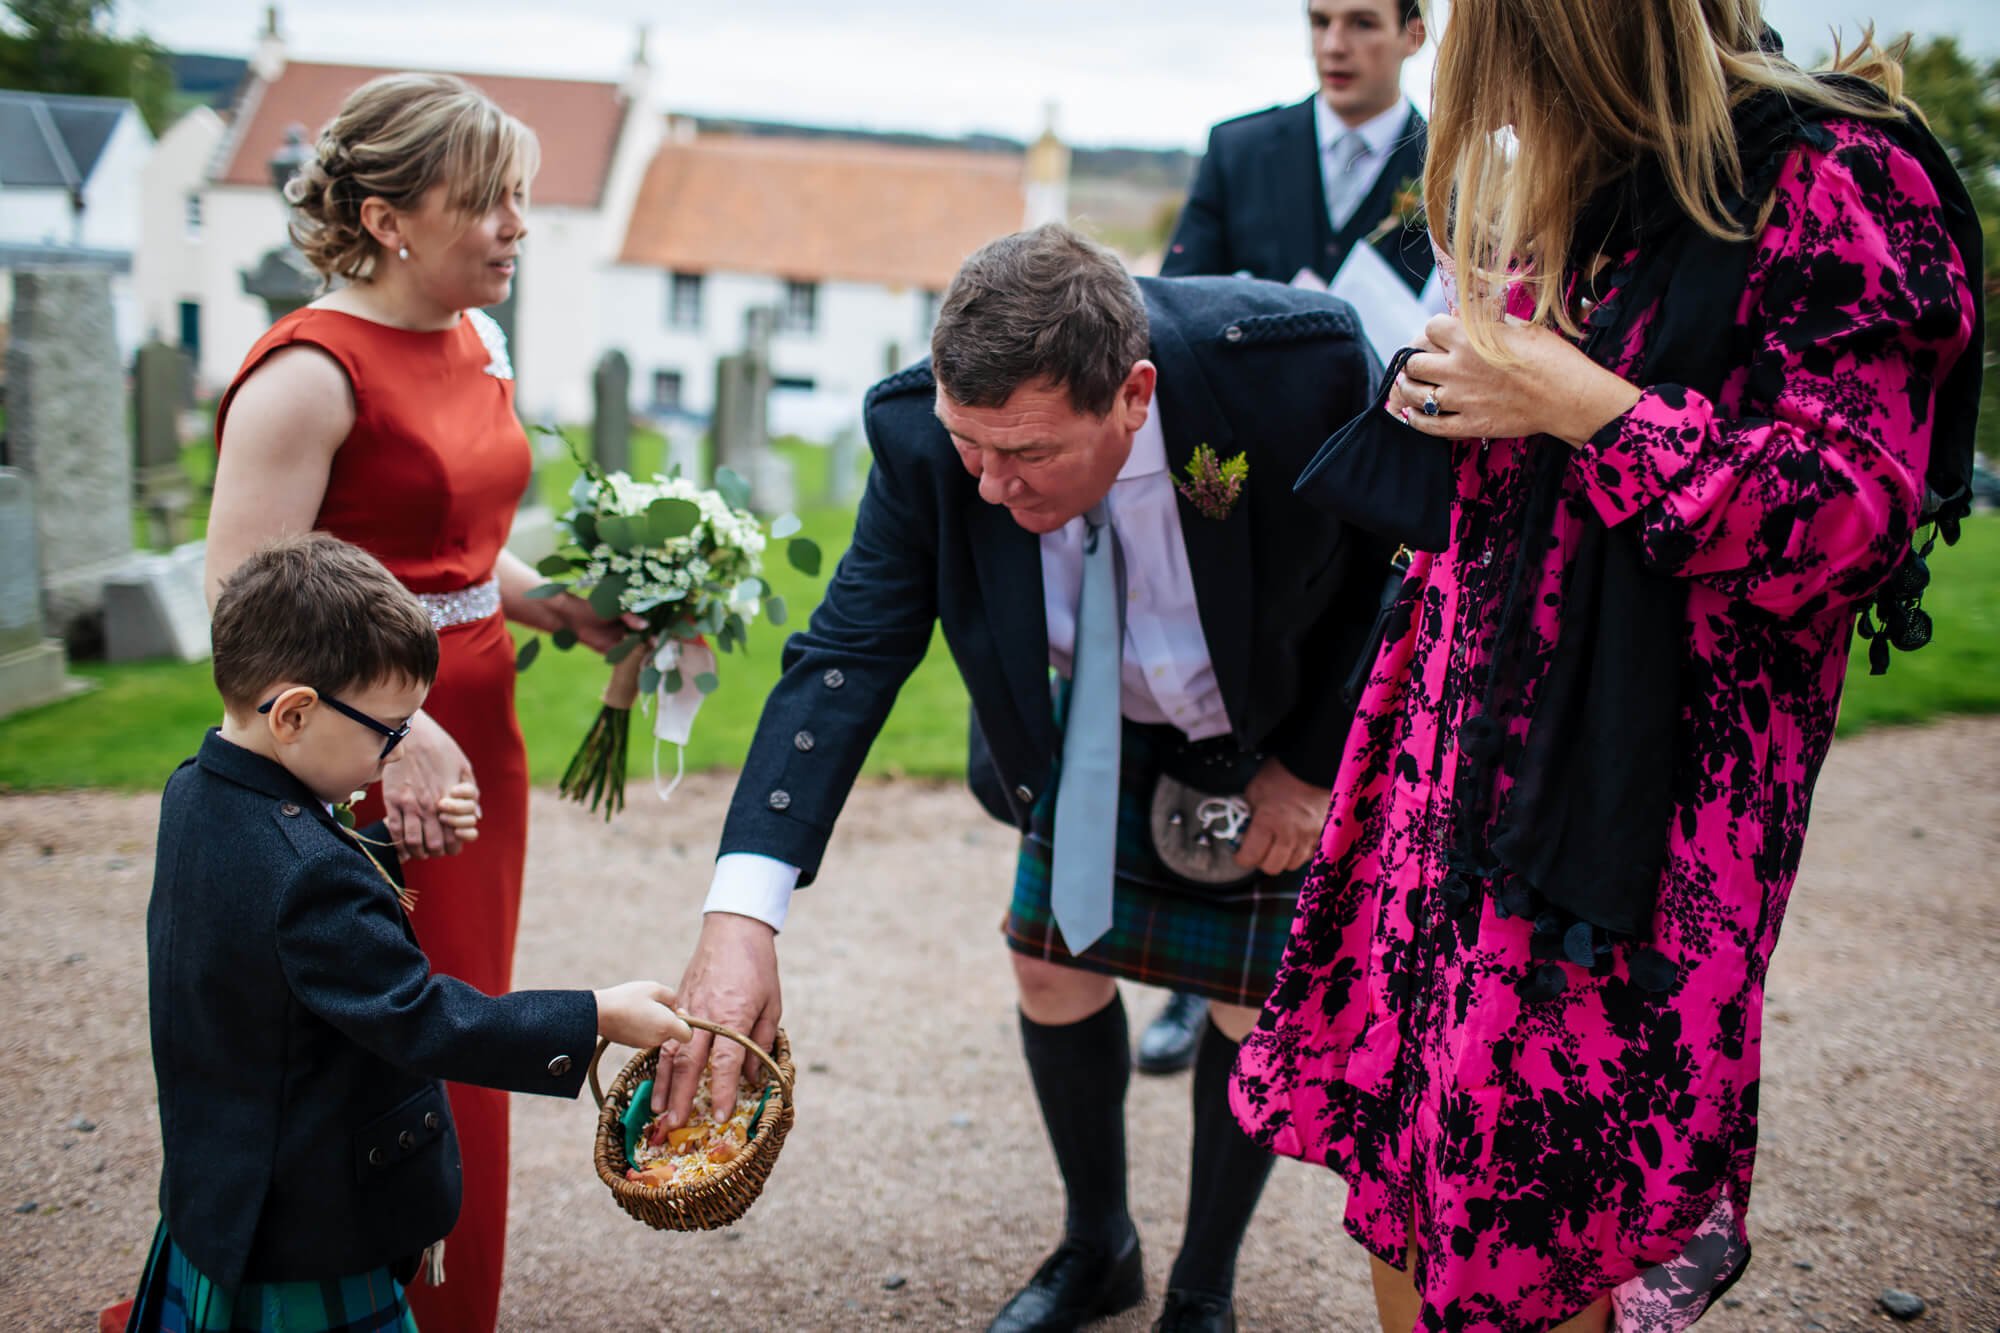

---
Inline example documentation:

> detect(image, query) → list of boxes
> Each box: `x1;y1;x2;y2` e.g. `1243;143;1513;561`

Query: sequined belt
413;576;501;631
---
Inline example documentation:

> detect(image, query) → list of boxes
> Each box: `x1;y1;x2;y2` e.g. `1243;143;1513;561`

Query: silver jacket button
822;668;845;689
1014;785;1035;804
279;802;301;817
1223;324;1244;342
547;1054;573;1077
424;1112;441;1131
398;1130;416;1150
794;730;815;752
768;789;792;811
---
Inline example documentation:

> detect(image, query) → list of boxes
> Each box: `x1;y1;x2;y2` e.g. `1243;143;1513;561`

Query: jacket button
424;1112;441;1131
547;1055;573;1077
793;730;815;752
368;1147;386;1167
1014;785;1034;804
279;803;301;817
768;789;792;811
822;668;845;689
398;1130;416;1151
1223;324;1244;343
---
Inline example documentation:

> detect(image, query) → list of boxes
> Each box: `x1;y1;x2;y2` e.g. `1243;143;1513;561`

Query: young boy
126;533;690;1331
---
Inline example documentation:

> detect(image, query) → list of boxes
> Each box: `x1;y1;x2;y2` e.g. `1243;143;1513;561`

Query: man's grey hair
930;223;1151;418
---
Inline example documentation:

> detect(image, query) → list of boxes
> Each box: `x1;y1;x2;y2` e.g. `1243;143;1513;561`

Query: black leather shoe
1151;1289;1236;1333
1136;992;1209;1074
986;1234;1144;1333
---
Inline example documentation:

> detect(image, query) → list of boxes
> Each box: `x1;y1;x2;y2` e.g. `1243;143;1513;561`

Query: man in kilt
661;223;1389;1333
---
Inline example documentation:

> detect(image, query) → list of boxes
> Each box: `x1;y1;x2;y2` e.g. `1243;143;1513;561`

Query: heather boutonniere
1366;174;1425;245
1176;444;1249;520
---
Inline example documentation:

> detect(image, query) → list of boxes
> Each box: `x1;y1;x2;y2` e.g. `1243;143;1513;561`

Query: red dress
218;306;531;1332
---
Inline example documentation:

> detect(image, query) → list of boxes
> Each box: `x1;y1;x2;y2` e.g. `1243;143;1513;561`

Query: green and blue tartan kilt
127;1221;419;1333
1005;717;1303;1008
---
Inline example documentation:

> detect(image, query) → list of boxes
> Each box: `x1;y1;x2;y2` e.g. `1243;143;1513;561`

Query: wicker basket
589;1018;796;1231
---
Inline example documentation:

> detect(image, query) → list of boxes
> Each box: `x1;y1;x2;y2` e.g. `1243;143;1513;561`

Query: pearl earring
398;246;410;261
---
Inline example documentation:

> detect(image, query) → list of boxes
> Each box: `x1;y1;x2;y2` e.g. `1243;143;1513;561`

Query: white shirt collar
1314;95;1410;162
1117;391;1167;481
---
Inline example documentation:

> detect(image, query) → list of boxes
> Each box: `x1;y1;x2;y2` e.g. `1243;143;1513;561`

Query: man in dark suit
661;224;1384;1333
1146;0;1430;1074
1163;0;1431;295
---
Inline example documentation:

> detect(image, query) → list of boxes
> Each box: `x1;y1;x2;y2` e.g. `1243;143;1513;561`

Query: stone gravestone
0;468;92;718
711;306;792;510
133;340;195;549
103;541;211;664
592;350;632;475
4;267;135;648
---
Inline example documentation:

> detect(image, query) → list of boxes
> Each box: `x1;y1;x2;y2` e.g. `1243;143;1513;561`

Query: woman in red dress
203;74;627;1331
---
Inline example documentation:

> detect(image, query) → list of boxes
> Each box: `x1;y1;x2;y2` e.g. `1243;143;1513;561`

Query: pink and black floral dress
1232;116;1976;1330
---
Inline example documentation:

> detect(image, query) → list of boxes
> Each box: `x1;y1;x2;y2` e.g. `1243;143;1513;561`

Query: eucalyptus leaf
587;575;629;620
605;632;647;665
646;497;701;543
770;512;803;540
526;582;567;600
664;668;684;694
638;664;662;696
570;513;599;548
694;671;720;695
514;637;541;671
597;514;639;552
737;577;765;600
726;612;747;645
535;553;574;577
551;628;579;651
766;594;788;626
787;536;822;577
568;472;597;509
714;466;752;510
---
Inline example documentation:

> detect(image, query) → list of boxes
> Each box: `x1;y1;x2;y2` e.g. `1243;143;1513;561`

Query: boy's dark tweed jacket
147;730;597;1290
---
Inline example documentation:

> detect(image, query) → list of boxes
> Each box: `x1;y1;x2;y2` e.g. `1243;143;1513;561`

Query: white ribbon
644;637;716;802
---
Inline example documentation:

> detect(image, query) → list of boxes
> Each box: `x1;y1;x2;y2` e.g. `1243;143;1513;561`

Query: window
651;370;683;411
920;288;943;336
177;301;201;360
183;192;202;240
778;279;818;334
667;272;703;330
773;375;817;393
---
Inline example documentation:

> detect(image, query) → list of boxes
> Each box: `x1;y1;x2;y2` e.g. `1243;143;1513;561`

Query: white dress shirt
704;392;1226;932
1314;96;1413;228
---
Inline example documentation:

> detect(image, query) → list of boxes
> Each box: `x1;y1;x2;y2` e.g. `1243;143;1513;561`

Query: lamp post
238;124;321;320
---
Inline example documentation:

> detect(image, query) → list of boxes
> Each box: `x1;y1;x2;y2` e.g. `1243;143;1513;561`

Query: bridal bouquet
519;435;820;819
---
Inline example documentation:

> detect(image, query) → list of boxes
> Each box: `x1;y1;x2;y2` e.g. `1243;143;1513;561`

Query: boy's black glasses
258;693;412;759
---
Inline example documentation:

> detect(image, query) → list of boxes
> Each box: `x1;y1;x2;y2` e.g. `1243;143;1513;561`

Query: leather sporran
1293;346;1453;552
1147;740;1262;895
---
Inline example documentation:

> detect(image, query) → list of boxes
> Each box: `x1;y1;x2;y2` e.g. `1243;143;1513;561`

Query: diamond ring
1421;385;1441;417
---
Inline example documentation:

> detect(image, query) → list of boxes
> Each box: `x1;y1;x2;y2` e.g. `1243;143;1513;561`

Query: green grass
3;514;1995;793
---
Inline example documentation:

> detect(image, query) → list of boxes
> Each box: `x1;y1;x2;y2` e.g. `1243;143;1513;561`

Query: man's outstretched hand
652;911;782;1139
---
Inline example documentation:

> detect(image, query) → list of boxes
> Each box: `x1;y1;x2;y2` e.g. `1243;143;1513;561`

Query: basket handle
588;1015;793;1111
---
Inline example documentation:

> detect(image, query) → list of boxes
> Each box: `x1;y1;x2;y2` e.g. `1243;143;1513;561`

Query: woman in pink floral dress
1232;3;1982;1331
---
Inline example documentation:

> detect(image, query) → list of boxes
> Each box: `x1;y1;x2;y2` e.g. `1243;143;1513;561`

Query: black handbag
1292;346;1454;552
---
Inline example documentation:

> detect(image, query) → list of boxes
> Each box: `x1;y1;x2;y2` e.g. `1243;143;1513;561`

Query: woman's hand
1388;314;1643;447
550;591;644;656
495;549;641;655
382;711;477;860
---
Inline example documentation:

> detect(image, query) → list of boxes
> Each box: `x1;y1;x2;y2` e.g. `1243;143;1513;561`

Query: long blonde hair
285;73;539;282
1425;0;1911;359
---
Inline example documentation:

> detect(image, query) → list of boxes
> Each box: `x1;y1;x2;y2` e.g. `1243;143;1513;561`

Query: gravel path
3;720;1996;1331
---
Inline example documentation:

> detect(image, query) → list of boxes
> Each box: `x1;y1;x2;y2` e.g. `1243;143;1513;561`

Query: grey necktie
1323;133;1372;230
1050;502;1124;955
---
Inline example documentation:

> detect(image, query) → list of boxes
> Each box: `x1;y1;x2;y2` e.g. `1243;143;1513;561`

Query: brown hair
212;533;438;710
284;72;539;282
930;223;1151;417
1424;0;1909;359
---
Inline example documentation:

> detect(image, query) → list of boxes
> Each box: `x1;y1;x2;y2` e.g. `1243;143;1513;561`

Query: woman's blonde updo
284;72;540;282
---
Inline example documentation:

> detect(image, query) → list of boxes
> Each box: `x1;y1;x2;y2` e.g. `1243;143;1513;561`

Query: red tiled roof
619;134;1025;289
216;61;627;209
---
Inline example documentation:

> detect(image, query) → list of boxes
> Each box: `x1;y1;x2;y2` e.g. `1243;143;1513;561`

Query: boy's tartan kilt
1004;716;1303;1008
127;1221;419;1333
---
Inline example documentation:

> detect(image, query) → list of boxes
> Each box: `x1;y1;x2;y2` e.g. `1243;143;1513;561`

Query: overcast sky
123;0;2000;150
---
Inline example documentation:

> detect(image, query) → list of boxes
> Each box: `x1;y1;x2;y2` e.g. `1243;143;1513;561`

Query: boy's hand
435;781;481;844
594;982;695;1051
